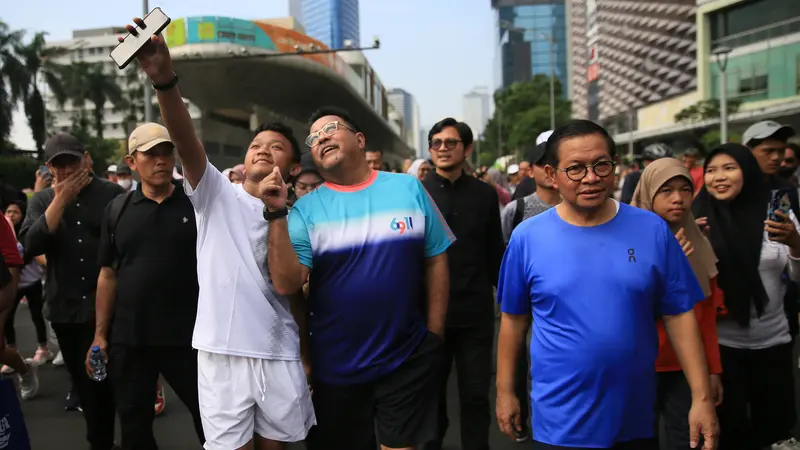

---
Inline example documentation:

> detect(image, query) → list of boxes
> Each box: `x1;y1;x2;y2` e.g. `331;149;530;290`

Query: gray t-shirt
500;192;555;243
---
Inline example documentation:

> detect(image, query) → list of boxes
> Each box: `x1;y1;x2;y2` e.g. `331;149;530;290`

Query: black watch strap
263;207;288;221
152;74;179;91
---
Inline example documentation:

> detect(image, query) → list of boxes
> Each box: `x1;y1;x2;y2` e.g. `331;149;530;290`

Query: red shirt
690;166;704;195
655;276;723;374
0;216;22;267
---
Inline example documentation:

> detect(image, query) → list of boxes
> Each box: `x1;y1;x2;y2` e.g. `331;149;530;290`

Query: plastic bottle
89;346;107;381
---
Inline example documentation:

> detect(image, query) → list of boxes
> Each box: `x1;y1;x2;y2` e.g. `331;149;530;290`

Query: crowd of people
1;17;800;450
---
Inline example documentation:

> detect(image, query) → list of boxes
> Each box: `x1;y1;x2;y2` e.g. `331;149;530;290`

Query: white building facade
462;87;491;137
387;88;421;156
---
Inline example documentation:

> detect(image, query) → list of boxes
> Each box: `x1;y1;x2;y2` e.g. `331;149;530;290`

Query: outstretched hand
260;166;288;211
119;17;174;85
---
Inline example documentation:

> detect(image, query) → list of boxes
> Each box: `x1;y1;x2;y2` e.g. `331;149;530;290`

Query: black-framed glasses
429;138;462;151
560;160;616;181
305;121;355;148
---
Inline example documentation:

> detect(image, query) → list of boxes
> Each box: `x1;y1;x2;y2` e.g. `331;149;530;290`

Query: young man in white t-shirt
121;21;315;449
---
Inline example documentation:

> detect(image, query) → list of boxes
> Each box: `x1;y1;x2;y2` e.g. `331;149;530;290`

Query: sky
5;0;497;149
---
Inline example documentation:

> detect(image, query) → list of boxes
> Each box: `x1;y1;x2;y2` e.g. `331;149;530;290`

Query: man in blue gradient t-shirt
266;106;454;450
495;120;719;450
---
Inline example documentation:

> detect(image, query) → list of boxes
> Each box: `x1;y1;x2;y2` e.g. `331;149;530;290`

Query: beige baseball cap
128;123;173;155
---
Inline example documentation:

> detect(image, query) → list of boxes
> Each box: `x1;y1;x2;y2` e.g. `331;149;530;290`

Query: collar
132;180;183;204
427;169;467;186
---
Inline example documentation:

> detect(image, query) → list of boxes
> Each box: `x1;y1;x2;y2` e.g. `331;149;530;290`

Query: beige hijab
631;158;718;297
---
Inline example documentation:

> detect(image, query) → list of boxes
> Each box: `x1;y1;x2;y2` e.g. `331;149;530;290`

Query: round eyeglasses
305;121;355;148
559;160;616;182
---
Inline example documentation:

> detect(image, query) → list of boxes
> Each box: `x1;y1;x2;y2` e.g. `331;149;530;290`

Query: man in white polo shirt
122;21;315;450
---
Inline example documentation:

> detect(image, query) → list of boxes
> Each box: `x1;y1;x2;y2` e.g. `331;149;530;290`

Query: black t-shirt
98;184;198;347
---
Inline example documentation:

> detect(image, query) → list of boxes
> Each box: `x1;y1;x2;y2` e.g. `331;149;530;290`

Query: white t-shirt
184;160;299;360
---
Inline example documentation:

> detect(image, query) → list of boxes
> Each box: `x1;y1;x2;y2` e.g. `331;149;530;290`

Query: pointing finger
676;227;685;239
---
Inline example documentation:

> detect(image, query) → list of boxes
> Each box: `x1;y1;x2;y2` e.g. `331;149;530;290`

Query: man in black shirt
89;123;203;450
422;118;505;450
20;133;123;450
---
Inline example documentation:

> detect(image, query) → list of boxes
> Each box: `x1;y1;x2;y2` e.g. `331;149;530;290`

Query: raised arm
122;18;206;188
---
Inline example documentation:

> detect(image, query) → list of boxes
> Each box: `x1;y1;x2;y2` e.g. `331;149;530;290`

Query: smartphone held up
109;7;171;69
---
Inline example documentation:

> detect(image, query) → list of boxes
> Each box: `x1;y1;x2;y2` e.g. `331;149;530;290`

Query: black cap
116;164;132;176
526;142;547;165
44;133;84;163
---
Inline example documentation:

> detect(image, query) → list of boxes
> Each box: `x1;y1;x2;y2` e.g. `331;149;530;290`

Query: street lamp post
712;46;732;144
540;33;556;131
143;0;153;124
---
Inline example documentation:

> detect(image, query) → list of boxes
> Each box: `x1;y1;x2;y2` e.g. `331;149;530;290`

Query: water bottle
89;346;107;381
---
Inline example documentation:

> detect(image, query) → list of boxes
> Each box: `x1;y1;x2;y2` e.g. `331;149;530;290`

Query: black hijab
692;143;770;327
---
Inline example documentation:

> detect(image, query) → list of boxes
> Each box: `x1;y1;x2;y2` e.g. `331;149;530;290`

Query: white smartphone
109;7;171;70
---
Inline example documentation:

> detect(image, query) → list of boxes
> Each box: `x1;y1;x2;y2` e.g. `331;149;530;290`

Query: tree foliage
69;112;121;171
675;99;742;123
477;75;571;165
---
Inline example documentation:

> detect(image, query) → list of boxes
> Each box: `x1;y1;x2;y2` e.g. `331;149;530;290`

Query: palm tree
116;66;145;142
17;31;68;159
0;21;26;151
63;62;122;139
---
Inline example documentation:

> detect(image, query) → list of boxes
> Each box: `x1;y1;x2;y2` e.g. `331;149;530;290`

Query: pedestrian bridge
162;16;412;166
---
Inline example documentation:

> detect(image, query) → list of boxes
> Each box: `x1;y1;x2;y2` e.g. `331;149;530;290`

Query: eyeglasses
305;121;355;148
429;138;462;151
559;160;616;181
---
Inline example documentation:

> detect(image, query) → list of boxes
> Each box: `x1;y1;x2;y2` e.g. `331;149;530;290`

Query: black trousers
717;342;796;450
4;282;47;346
423;323;494;450
109;345;204;450
51;322;116;450
655;371;697;450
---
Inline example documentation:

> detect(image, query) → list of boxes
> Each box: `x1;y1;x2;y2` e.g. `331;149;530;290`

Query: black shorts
305;330;444;450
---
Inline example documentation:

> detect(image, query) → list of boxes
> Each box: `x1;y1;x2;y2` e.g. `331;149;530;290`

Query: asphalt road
10;305;523;450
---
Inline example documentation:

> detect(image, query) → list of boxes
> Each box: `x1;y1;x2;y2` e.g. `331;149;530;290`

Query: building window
223;144;240;157
204;141;220;155
738;74;768;98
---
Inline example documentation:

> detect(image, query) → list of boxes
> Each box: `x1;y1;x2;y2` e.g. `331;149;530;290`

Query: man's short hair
253;122;302;163
545;120;616;165
365;148;382;154
308;106;362;133
428;118;474;148
787;142;800;157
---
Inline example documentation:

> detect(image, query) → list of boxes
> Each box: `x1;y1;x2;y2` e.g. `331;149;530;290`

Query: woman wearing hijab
406;158;431;180
693;144;800;450
631;158;723;449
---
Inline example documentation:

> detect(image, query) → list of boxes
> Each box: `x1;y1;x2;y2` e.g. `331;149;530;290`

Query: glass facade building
496;1;568;98
300;0;360;49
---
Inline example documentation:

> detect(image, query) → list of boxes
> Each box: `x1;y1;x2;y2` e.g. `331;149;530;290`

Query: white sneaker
18;359;39;400
32;347;53;366
52;351;64;366
773;438;800;450
0;364;14;374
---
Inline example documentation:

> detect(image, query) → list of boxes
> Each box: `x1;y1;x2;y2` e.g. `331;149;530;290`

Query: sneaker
773;438;800;450
32;347;53;366
64;389;81;412
19;297;27;306
514;427;530;443
18;359;39;400
154;382;165;416
52;351;64;367
0;365;14;375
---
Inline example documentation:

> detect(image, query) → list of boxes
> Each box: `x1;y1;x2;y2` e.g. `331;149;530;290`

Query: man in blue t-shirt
495;120;719;450
264;106;454;450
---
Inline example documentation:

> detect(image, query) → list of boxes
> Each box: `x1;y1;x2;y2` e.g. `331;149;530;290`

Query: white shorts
197;351;316;449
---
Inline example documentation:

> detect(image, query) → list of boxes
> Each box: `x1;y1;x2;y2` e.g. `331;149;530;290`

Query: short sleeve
288;203;313;269
416;181;455;258
183;159;229;213
0;216;22;267
97;202;115;268
657;222;704;316
500;201;517;244
497;233;531;314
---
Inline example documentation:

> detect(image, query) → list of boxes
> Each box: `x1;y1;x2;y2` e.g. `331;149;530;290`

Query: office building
298;0;360;48
568;0;697;127
387;88;421;156
463;87;491;137
419;126;428;159
289;0;304;26
493;0;569;98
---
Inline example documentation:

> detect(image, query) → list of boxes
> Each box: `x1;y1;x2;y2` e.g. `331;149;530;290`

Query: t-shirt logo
628;248;636;263
390;217;414;235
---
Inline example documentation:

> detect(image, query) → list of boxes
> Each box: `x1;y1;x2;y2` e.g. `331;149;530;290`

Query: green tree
0;21;26;150
116;66;145;147
63;62;123;139
700;129;741;152
478;75;571;164
17;32;68;159
69;112;119;170
675;99;742;123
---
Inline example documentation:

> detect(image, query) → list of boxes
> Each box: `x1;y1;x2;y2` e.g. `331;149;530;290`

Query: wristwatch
263;206;288;221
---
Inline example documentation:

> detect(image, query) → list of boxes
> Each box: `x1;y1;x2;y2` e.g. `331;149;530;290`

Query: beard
778;166;796;179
